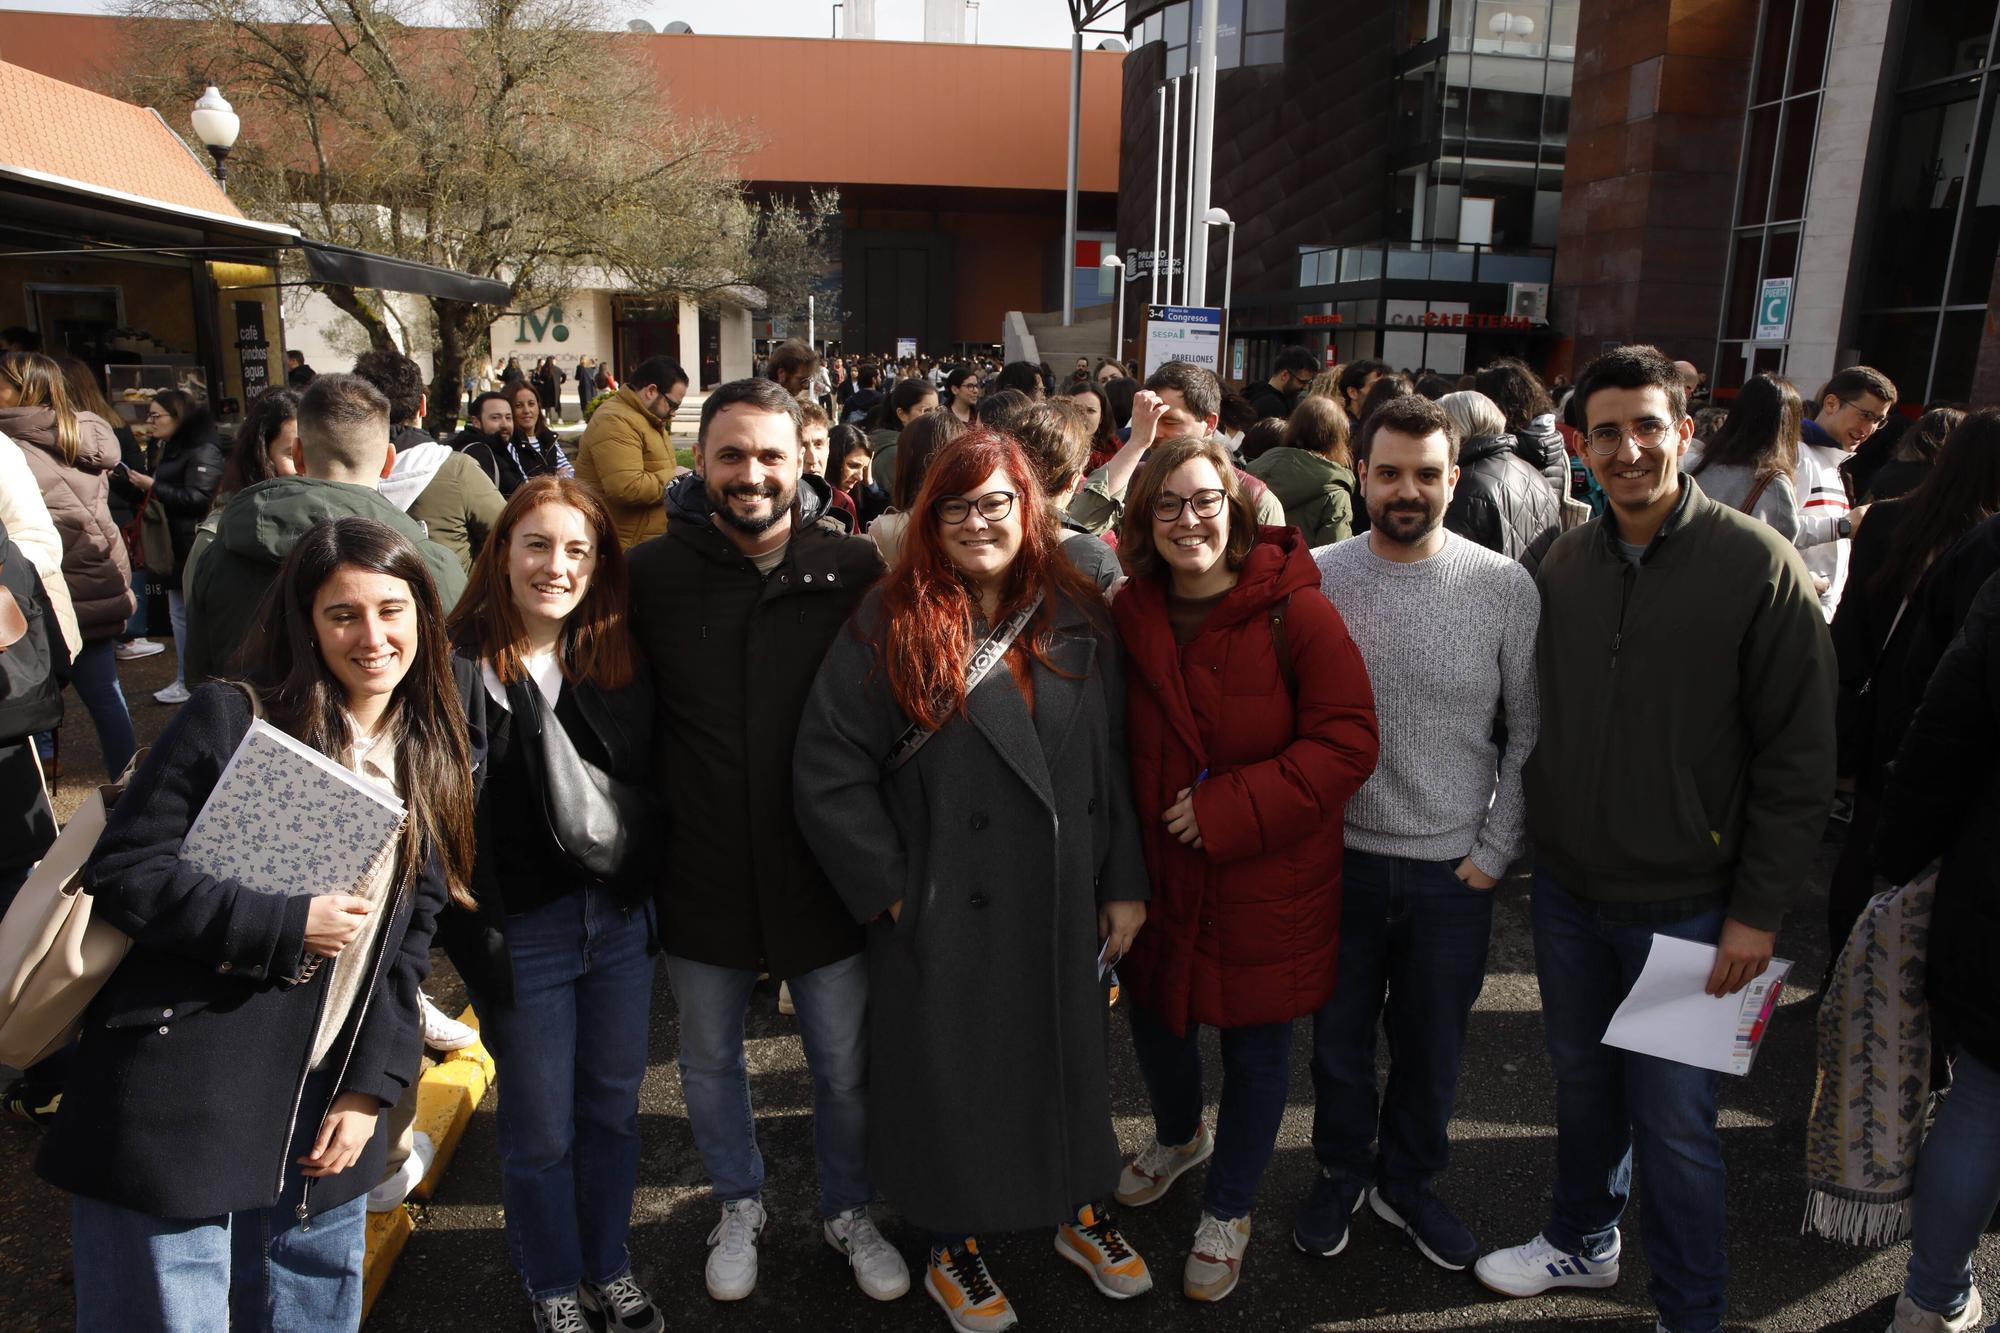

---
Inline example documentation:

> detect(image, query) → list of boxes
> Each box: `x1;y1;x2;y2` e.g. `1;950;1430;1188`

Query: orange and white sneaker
1184;1212;1253;1302
924;1239;1017;1332
1115;1122;1215;1207
1054;1203;1153;1299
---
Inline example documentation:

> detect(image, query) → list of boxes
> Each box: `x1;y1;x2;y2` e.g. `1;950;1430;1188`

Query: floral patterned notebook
181;718;406;897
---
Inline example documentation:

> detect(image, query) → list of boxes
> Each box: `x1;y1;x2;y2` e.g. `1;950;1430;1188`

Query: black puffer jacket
150;408;226;578
1874;572;2000;1071
1514;413;1571;504
627;472;887;979
1444;432;1560;570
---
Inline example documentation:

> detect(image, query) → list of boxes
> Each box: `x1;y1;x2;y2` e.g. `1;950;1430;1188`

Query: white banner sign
1143;305;1223;378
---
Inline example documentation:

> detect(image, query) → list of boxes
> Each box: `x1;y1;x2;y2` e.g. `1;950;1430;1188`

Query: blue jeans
72;638;138;778
167;589;187;686
1127;1004;1291;1220
467;887;655;1301
70;1190;365;1331
1310;849;1494;1194
126;563;148;636
663;950;870;1217
1906;1045;2000;1317
1532;870;1728;1333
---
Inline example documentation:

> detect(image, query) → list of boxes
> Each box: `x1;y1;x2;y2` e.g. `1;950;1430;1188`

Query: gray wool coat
795;587;1150;1236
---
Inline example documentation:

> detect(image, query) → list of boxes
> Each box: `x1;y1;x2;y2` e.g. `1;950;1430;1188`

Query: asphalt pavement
0;647;1992;1331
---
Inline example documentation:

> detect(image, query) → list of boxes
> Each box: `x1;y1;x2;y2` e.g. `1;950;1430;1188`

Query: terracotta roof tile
0;57;246;218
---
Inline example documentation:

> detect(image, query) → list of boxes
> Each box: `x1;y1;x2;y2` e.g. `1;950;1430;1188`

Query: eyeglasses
1841;399;1890;429
1153;489;1228;522
933;490;1016;524
1585;419;1675;457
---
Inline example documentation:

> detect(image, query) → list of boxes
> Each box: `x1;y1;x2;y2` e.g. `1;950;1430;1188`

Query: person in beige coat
0;434;81;659
574;357;687;548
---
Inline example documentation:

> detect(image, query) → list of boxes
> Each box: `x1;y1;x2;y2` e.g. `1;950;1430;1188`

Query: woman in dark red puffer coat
1106;432;1377;1302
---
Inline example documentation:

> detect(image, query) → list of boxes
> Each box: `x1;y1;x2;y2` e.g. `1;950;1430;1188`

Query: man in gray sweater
1298;394;1540;1274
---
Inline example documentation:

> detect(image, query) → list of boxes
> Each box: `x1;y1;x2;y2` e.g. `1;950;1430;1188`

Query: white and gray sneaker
531;1291;588;1333
1474;1230;1620;1297
705;1196;768;1301
579;1273;664;1333
1889;1288;1986;1333
824;1206;912;1300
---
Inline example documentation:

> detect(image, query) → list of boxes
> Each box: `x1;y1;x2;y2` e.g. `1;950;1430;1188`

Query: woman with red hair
796;430;1155;1332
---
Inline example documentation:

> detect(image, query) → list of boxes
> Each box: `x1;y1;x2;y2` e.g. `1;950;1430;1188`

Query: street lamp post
1204;206;1235;367
190;85;240;183
1100;253;1125;361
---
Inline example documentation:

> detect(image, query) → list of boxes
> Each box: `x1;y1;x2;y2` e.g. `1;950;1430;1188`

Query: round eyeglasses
933;490;1016;525
1152;489;1227;522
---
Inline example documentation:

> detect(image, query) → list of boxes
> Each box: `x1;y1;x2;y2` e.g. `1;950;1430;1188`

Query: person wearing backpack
1107;433;1378;1301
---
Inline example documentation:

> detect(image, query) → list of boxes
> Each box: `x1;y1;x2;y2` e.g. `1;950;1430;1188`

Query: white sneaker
1183;1212;1252;1302
419;993;479;1051
1474;1230;1621;1297
1890;1288;1986;1332
778;981;795;1016
114;638;165;660
1114;1121;1214;1206
824;1206;911;1301
153;681;190;705
704;1197;766;1301
366;1131;435;1211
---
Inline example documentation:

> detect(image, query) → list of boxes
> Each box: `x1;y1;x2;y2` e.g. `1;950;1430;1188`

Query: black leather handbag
506;677;658;883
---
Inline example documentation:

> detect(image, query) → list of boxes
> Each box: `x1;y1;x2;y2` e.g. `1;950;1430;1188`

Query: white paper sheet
1600;934;1792;1076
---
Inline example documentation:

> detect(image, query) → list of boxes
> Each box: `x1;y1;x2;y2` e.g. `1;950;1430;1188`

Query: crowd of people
0;329;1994;1333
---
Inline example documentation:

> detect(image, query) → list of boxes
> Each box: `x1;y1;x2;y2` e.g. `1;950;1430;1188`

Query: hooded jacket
0;406;135;641
1245;446;1357;548
181;477;467;685
1113;528;1379;1033
382;439;506;572
575;387;676;547
1526;478;1836;929
0;435;80;656
1515;412;1571;503
626;471;887;978
1444;431;1561;570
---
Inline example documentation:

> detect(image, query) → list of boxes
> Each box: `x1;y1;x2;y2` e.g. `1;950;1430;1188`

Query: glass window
1468;86;1545;141
1245;30;1285;65
1247;0;1285;30
1217;0;1244;68
1899;0;1999;87
1549;0;1580;55
1738;105;1782;225
1165;1;1191;45
1543;90;1571;143
1868;97;1981;307
1724;232;1765;340
1763;226;1802;283
1933;308;1985;398
1789;0;1836;94
1950;89;2000;302
1771;93;1821;221
1856;311;1942;401
1753;0;1796;104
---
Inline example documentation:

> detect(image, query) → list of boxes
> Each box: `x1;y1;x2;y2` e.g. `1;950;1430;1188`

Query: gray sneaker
579;1273;664;1333
531;1292;587;1333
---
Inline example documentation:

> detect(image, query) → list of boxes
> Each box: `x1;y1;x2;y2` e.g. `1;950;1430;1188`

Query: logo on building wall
515;306;570;344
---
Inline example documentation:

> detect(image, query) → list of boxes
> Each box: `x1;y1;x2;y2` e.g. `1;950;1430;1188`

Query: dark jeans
1127;1003;1292;1220
71;638;138;779
1310;849;1494;1194
1532;870;1728;1333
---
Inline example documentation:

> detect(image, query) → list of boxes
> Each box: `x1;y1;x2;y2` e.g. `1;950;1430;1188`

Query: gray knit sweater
1315;530;1541;876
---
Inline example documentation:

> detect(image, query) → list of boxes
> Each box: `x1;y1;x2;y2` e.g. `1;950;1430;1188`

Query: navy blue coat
38;684;446;1220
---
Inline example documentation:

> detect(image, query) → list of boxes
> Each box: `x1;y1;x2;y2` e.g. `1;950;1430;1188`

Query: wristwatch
1836;515;1854;540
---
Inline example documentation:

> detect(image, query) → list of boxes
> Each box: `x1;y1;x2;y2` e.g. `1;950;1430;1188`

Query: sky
0;0;1129;47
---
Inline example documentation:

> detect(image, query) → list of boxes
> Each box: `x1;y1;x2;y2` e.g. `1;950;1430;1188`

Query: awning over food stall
297;239;510;305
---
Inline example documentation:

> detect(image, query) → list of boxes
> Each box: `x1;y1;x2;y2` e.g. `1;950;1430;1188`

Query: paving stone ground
1;640;1992;1331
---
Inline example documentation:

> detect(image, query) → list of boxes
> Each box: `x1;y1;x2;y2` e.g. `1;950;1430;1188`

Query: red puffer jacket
1112;527;1378;1035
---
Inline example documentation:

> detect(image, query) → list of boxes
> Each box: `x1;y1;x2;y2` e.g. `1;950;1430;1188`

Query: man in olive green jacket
1475;346;1834;1333
574;356;688;548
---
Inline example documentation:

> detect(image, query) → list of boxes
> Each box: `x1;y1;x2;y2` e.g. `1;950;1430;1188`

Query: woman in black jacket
494;382;573;496
441;477;662;1333
130;389;225;703
1871;568;2000;1333
38;516;473;1331
1438;390;1559;569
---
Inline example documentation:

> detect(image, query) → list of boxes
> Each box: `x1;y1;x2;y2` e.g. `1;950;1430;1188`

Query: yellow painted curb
361;1204;413;1321
362;1006;496;1323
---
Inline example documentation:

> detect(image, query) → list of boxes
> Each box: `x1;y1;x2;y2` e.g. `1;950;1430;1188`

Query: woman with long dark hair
796;431;1155;1330
1065;380;1121;473
501;383;572;488
1862;407;1955;504
443;477;662;1333
1683;374;1803;538
220;387;304;498
132;388;225;703
1828;409;2000;963
1474;358;1568;501
1110;433;1377;1301
0;352;137;776
943;366;982;427
867;408;968;567
38;516;472;1330
868;377;941;472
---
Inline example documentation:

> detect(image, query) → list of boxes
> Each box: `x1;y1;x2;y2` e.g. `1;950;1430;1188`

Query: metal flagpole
1062;30;1082;327
1187;0;1219;307
1165;77;1180;310
1151;85;1165;307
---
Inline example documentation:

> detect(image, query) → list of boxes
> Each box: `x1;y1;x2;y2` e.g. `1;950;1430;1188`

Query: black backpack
0;518;71;745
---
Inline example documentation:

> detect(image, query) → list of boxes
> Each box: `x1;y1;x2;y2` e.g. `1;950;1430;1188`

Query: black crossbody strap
882;592;1045;774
